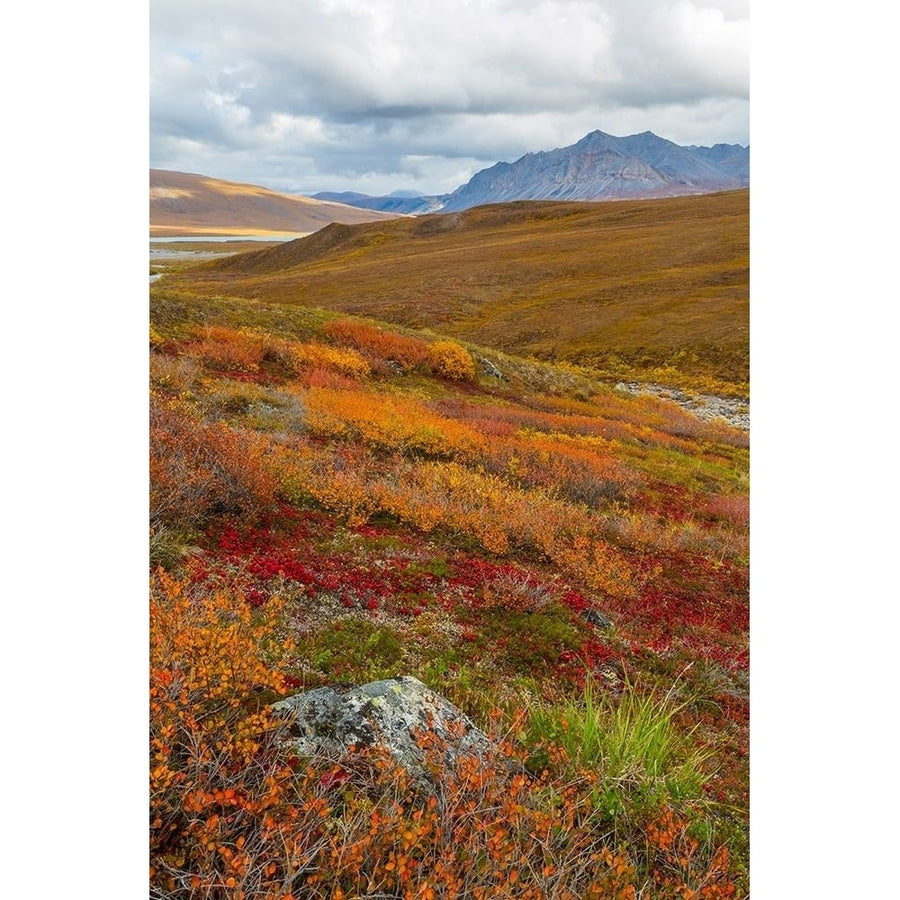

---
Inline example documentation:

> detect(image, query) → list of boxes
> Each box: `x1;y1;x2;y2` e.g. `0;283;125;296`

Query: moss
298;619;406;681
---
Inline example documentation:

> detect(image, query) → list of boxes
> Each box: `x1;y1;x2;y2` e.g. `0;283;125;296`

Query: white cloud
150;0;748;194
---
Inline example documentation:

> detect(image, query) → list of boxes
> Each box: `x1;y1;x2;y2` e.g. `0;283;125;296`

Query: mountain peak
441;129;749;212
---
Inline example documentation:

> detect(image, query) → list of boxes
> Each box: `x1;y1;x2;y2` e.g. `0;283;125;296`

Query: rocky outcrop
614;382;749;431
273;676;499;775
478;357;508;380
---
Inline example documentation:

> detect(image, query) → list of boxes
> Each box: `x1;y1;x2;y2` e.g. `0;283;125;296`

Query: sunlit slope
150;169;401;236
166;190;748;385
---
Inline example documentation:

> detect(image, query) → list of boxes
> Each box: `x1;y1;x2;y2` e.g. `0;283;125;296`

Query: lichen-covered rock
272;676;498;774
479;357;508;380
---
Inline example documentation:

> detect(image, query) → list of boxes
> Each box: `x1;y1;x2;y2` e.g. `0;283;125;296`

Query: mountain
438;130;748;211
309;131;749;216
685;143;751;183
162;190;749;389
150;170;401;237
311;190;447;215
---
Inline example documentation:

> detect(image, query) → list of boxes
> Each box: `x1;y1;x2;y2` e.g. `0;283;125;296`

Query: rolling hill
150;170;401;237
162;190;749;390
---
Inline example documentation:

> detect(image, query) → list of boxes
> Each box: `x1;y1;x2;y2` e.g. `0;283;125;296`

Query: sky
150;0;749;196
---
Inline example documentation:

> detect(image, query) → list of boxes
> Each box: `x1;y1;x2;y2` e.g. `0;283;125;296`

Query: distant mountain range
150;170;400;237
312;129;749;214
310;191;444;215
152;130;749;235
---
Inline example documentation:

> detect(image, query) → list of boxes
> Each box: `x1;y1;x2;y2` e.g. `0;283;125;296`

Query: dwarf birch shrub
428;339;476;381
185;325;266;373
324;318;431;372
150;397;279;527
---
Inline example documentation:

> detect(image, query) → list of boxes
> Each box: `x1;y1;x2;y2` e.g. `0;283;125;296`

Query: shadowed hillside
150;169;401;236
164;190;749;390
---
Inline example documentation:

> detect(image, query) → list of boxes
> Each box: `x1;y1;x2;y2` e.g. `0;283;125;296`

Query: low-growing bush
185;325;266;373
150;573;303;898
262;335;371;380
150;353;201;395
150;397;279;527
301;385;486;460
428;339;476;381
324;318;430;372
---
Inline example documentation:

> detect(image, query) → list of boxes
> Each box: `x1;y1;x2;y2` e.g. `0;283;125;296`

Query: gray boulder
273;676;499;775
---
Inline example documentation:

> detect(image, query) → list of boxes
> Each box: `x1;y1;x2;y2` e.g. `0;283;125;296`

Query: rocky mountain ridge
312;129;749;214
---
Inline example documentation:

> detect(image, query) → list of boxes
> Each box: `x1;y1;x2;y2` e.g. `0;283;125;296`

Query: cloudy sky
150;0;748;197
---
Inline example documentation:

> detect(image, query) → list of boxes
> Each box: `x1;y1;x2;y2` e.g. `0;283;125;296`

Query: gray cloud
150;0;748;195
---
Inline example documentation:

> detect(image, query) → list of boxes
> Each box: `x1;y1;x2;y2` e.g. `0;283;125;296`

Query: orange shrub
428;339;476;381
150;396;279;526
150;573;314;899
300;386;486;460
185;325;266;373
646;809;737;898
324;318;430;372
483;430;637;506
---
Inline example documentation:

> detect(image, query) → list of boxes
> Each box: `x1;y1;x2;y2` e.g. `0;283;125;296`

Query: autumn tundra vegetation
150;210;749;898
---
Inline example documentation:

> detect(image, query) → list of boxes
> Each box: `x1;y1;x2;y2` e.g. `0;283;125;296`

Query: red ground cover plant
149;304;749;895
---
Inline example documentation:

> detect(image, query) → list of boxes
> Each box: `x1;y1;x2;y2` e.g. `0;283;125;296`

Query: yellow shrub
301;386;485;460
279;339;371;380
428;340;476;381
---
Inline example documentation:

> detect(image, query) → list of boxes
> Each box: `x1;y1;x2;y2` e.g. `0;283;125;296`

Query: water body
149;248;246;260
150;234;302;243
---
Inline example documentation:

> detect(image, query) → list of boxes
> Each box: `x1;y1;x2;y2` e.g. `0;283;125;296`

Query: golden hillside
150;169;401;236
165;190;749;389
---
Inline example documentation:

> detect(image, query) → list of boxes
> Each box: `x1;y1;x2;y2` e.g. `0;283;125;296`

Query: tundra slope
164;190;749;392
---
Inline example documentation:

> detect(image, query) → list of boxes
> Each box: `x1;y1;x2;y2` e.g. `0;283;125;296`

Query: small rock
596;660;625;693
581;609;614;630
479;357;508;380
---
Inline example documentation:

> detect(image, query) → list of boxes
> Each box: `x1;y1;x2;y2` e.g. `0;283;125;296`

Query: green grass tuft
527;676;715;818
